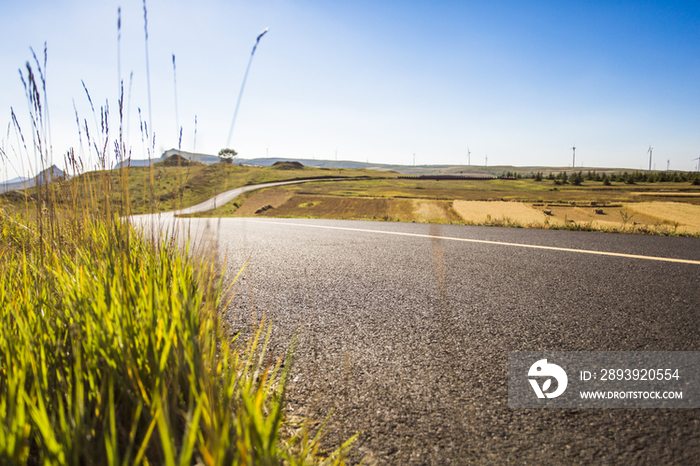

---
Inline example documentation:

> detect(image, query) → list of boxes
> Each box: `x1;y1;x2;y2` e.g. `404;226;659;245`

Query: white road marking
247;219;700;265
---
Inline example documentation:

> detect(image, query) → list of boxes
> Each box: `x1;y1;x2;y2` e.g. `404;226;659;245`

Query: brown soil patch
264;195;415;221
235;189;295;216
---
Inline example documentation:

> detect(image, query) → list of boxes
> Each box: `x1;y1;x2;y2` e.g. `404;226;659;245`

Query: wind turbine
572;145;576;168
666;159;670;171
647;145;653;171
693;157;700;172
467;147;471;166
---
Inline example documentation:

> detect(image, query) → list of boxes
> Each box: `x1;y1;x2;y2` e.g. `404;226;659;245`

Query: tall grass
0;22;354;466
0;212;356;465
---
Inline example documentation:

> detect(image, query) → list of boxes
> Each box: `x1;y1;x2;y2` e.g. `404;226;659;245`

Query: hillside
114;149;222;168
0;165;67;193
0;160;383;215
118;150;694;177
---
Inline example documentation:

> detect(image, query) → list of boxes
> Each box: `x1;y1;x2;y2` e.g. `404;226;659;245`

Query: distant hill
236;157;633;176
242;157;384;170
157;153;205;167
114;149;691;177
0;165;67;193
160;149;221;165
116;151;388;170
5;175;27;184
270;161;306;170
115;149;222;168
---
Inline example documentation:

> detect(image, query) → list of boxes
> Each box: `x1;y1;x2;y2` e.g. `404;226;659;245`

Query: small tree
570;171;583;186
218;148;238;164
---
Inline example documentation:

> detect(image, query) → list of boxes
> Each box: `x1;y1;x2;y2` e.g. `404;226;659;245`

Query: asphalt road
148;215;700;464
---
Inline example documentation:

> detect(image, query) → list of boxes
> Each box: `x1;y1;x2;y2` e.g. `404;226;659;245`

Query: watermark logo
528;359;568;398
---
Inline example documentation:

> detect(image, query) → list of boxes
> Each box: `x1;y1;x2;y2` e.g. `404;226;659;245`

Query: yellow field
452;200;547;226
413;200;462;223
624;202;700;233
451;200;700;234
560;206;626;229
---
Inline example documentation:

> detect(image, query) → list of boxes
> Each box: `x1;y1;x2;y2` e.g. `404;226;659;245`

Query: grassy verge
0;205;358;465
0;51;355;465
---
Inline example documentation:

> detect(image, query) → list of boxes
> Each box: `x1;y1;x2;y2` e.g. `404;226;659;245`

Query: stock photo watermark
509;352;700;408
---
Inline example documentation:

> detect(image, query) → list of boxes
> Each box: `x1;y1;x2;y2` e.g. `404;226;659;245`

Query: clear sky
1;0;699;179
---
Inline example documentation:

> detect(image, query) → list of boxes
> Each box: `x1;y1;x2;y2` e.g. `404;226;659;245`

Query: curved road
130;179;319;222
135;190;700;464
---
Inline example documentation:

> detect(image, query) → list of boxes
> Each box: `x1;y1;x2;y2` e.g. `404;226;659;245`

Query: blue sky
1;0;699;179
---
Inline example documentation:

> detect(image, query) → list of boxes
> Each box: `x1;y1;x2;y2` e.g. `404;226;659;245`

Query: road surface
184;217;700;465
133;186;700;465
